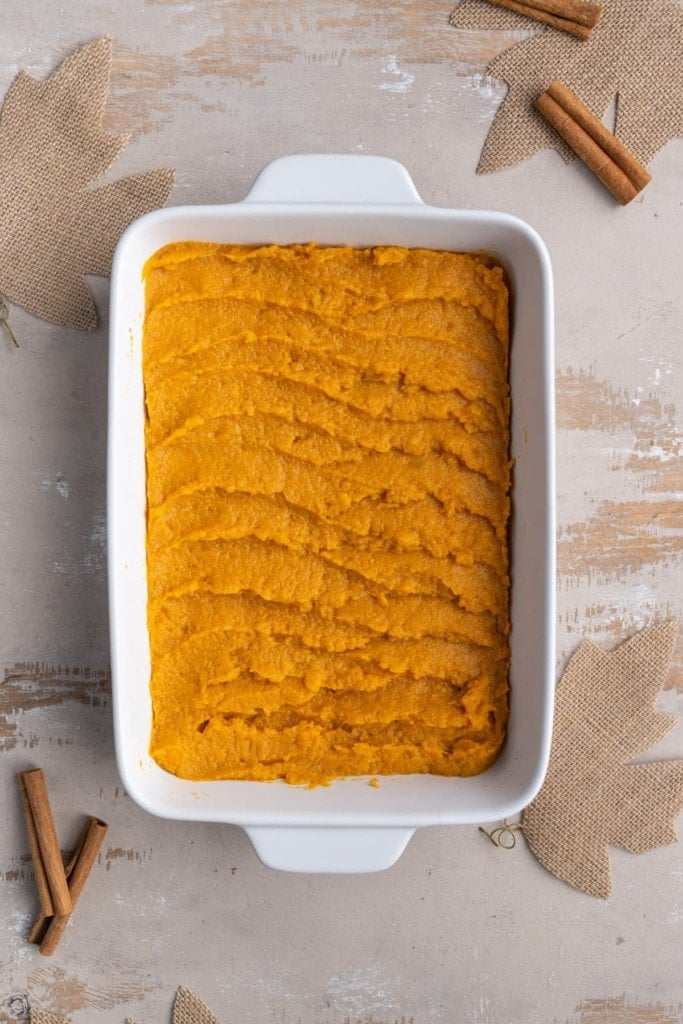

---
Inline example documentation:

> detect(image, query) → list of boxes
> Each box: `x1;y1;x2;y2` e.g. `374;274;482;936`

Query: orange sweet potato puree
142;242;511;786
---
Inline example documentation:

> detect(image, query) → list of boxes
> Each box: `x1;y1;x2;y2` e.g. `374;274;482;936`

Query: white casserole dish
108;154;555;873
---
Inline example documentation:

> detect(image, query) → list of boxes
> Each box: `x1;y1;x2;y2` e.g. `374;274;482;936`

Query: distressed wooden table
1;3;682;1023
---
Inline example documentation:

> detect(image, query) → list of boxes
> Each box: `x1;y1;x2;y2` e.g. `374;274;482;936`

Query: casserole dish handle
244;154;424;205
245;825;415;874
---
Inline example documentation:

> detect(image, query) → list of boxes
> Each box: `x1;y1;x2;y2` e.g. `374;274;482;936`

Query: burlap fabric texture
31;1013;69;1024
31;989;220;1024
170;988;224;1024
0;36;174;329
522;620;683;898
449;0;683;173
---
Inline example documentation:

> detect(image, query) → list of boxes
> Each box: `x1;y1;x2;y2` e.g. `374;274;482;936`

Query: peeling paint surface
379;54;416;93
0;2;682;1023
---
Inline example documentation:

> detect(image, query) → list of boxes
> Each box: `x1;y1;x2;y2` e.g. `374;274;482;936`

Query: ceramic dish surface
108;154;556;873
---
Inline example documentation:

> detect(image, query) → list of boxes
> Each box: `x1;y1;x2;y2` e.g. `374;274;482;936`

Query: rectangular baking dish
108;154;555;873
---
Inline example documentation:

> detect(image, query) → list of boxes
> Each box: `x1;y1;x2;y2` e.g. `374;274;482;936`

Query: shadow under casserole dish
142;242;511;786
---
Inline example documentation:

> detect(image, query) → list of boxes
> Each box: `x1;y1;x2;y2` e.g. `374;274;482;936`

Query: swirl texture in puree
143;242;511;786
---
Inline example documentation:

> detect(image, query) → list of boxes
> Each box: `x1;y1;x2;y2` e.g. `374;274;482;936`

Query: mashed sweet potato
142;242;511;785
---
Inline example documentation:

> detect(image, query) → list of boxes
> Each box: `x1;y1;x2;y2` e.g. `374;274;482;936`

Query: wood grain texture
1;665;110;750
576;996;683;1024
0;0;681;1021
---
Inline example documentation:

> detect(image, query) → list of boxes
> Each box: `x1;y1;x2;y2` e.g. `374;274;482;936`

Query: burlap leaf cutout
169;987;223;1024
127;987;223;1024
522;621;683;899
0;36;174;329
31;988;219;1024
449;0;683;173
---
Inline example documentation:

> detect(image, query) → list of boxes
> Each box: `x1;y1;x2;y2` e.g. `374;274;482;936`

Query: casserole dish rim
108;153;556;871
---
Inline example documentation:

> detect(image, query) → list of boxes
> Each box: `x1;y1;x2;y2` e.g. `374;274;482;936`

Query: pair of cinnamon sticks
535;80;652;204
485;0;602;40
18;768;108;956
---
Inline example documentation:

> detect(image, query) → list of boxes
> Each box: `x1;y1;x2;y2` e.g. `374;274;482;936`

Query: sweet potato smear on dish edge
142;242;511;786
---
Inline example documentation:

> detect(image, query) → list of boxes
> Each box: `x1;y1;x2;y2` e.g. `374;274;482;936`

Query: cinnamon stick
39;816;108;956
28;817;90;945
484;0;602;39
535;80;652;204
19;769;71;916
18;775;54;922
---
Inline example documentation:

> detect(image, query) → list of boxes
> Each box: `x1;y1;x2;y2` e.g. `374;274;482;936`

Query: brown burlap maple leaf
0;36;174;329
168;987;223;1024
522;620;683;898
449;0;683;173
